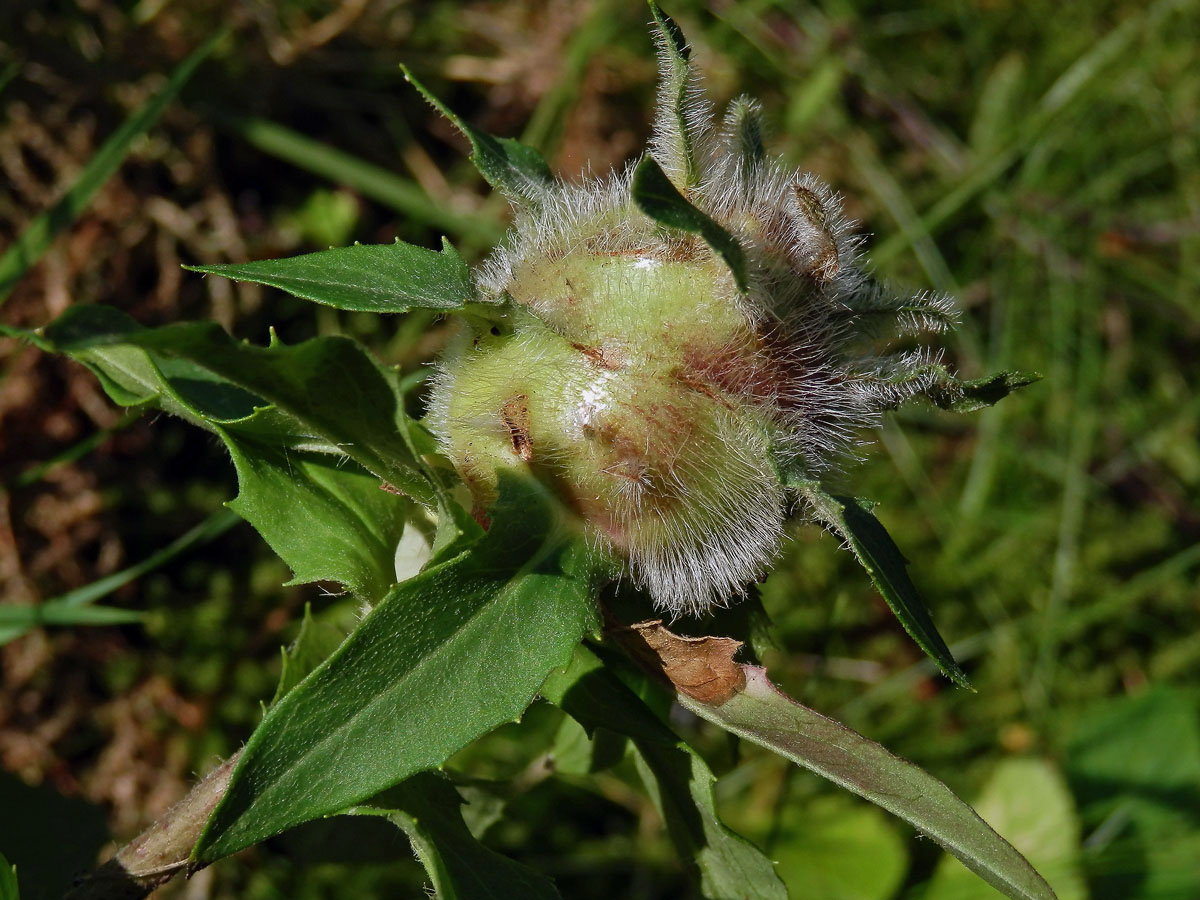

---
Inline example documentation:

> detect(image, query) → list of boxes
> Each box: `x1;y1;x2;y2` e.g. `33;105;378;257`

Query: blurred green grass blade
871;1;1170;267
795;481;971;689
55;507;240;609
519;0;618;157
12;409;142;488
183;238;476;313
357;772;562;900
206;109;501;248
679;667;1058;900
0;508;239;646
0;31;226;305
0;604;143;629
633;156;749;292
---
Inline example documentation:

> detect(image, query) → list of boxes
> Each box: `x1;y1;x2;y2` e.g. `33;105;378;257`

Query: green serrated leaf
184;238;476;314
42;305;434;506
633;156;748;293
543;646;785;900
0;31;226;305
402;65;553;206
793;479;971;689
356;772;561;900
221;431;408;601
648;0;709;189
677;667;1057;900
271;605;350;707
192;476;599;863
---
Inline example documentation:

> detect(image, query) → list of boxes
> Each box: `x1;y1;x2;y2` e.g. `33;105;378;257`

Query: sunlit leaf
402;66;553;206
184;238;476;314
678;666;1057;900
192;476;598;862
43;305;433;505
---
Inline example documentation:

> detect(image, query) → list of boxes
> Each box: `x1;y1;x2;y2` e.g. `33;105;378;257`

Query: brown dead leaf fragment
617;620;747;705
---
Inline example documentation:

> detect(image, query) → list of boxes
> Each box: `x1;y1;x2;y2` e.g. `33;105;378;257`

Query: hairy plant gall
428;13;956;616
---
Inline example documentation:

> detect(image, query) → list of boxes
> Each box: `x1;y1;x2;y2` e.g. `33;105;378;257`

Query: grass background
1;0;1197;898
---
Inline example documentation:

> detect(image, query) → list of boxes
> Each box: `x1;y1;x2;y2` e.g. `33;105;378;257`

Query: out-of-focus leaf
632;156;748;292
677;666;1057;900
0;850;19;900
207;110;501;247
793;478;971;688
549;715;627;777
0;32;225;304
42;304;433;505
543;646;785;900
192;476;598;862
1066;687;1200;900
925;758;1085;900
402;66;553;206
0;507;237;646
184;238;476;314
771;794;907;900
355;772;561;900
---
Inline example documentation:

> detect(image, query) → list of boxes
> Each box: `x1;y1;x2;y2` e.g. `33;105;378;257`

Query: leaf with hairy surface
191;476;599;862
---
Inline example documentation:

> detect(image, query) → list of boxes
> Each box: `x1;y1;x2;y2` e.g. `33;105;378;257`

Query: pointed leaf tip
676;666;1058;900
646;1;713;189
793;478;972;689
401;65;553;206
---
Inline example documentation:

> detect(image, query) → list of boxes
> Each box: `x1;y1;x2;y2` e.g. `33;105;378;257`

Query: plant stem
62;753;239;900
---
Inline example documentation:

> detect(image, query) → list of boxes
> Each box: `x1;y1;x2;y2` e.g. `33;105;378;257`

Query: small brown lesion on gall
611;619;747;705
378;481;406;496
570;341;621;370
500;394;534;462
